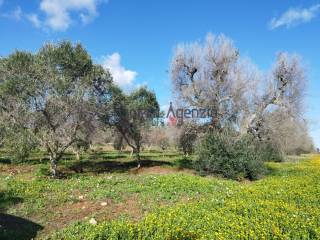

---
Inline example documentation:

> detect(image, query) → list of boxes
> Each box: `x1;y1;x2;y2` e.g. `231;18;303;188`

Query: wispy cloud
269;4;320;29
102;53;138;87
27;13;42;28
1;5;41;27
1;6;22;20
12;6;22;20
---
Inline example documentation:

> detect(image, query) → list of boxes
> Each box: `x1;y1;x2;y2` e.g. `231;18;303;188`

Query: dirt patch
97;195;143;222
36;195;144;238
50;199;112;223
0;164;35;176
130;166;195;175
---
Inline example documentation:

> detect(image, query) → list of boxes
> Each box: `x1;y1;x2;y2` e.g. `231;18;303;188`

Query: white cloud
24;0;106;31
102;53;138;87
27;14;42;28
270;4;320;29
1;1;105;31
40;0;100;31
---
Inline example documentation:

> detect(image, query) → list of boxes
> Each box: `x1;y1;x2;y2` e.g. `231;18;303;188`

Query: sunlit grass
48;155;320;240
1;152;320;239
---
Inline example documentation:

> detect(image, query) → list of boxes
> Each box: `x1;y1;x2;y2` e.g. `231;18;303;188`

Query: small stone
89;218;97;225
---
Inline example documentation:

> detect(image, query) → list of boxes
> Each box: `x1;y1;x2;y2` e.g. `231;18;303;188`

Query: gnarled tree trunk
50;153;58;177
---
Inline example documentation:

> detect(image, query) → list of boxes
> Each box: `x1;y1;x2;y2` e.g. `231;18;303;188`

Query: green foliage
99;86;160;160
128;87;160;121
195;130;265;180
258;142;284;162
174;156;194;169
35;165;52;177
0;41;113;176
3;128;38;163
177;123;198;155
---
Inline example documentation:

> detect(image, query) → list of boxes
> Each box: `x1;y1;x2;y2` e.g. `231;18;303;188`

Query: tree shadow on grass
264;164;280;177
0;192;22;212
0;158;11;164
86;151;181;161
264;162;310;178
0;155;50;165
174;156;194;169
0;213;43;240
96;154;129;160
0;191;43;240
68;159;173;174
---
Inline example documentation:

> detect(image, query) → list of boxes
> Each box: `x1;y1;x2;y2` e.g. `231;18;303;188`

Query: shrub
3;129;38;163
177;123;198;156
194;130;265;180
258;142;284;162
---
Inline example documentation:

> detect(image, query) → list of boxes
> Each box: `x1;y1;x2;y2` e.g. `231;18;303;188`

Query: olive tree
246;53;307;140
170;34;312;165
177;122;199;156
97;85;160;166
113;131;127;152
170;33;311;155
147;127;170;152
0;41;112;176
263;110;314;155
170;33;252;128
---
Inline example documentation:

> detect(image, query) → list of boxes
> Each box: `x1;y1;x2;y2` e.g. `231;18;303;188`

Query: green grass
1;151;320;239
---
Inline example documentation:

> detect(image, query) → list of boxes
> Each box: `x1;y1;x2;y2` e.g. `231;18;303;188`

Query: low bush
177;123;198;156
194;130;265;180
3;129;38;163
258;142;284;162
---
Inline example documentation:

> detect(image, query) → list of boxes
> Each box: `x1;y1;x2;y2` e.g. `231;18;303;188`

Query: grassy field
0;151;320;239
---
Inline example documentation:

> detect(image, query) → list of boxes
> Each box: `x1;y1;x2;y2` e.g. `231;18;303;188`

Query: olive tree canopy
96;85;160;165
0;41;112;176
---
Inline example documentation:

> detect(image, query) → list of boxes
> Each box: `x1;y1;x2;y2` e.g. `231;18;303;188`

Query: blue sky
0;0;319;147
